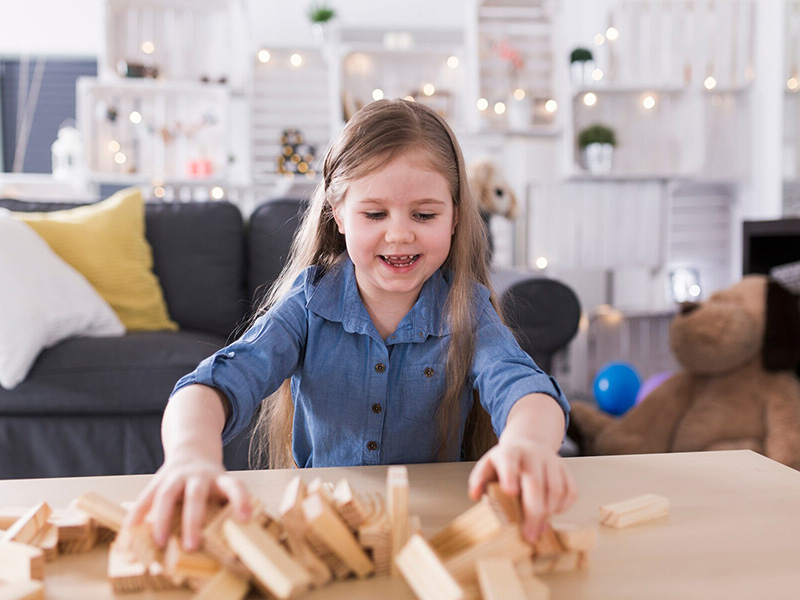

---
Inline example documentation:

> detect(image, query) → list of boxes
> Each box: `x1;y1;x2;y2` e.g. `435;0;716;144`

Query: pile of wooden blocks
0;466;611;600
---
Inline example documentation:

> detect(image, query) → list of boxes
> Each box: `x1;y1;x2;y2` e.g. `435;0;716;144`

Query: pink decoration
635;371;673;405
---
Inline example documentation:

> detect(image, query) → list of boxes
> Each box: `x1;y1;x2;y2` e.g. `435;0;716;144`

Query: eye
494;187;504;197
364;212;385;220
415;212;436;221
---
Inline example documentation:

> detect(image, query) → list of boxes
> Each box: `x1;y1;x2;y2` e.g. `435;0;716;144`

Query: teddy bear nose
494;187;503;197
679;302;701;316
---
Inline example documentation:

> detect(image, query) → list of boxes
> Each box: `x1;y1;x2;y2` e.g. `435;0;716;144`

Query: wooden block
29;523;58;562
429;499;505;560
484;482;522;524
201;504;251;579
599;494;669;528
307;478;335;503
387;466;410;577
0;508;27;530
75;492;126;533
333;478;370;531
551;522;597;551
146;561;183;592
278;476;333;586
444;525;534;586
358;514;391;576
302;493;374;579
164;535;221;580
1;503;52;545
476;558;527;600
395;533;464;600
532;550;582;574
515;560;551;600
115;522;161;566
0;541;45;582
532;525;563;557
0;581;45;600
52;502;97;544
107;542;147;594
192;569;250;600
222;518;312;599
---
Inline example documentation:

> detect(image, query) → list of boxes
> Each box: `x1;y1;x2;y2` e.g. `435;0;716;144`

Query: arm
467;393;577;542
124;384;251;550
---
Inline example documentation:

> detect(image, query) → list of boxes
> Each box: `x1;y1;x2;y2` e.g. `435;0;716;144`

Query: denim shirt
172;256;569;467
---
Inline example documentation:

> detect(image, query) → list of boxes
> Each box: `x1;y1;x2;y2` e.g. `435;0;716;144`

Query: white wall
0;0;103;56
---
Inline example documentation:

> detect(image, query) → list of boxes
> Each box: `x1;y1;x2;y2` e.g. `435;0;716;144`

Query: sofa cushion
0;211;124;389
0;330;225;415
0;198;247;338
248;198;305;306
14;188;178;332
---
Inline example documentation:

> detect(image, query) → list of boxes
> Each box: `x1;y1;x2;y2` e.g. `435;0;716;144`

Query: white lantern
51;126;83;180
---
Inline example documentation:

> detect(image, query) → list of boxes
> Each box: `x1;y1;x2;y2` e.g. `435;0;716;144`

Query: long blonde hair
250;99;500;469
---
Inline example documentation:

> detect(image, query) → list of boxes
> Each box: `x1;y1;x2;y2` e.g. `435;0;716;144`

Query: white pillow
0;210;125;389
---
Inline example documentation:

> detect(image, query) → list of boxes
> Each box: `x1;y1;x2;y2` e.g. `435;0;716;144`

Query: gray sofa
0;196;579;480
0;197;303;479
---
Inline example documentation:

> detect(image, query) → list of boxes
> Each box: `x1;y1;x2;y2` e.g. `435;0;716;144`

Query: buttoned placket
363;338;390;465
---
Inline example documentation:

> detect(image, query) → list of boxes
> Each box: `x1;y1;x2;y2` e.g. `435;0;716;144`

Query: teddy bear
468;158;518;220
568;275;800;470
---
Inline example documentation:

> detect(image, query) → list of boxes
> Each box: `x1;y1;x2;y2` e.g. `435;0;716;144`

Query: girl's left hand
467;437;577;542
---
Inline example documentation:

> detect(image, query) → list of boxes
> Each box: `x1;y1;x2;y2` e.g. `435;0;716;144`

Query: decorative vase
311;22;328;45
571;59;595;87
584;143;614;174
507;94;532;131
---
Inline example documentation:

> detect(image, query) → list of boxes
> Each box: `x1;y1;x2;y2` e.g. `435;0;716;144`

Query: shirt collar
306;254;452;342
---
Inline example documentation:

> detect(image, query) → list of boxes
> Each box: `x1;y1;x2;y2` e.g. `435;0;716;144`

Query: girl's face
333;151;457;310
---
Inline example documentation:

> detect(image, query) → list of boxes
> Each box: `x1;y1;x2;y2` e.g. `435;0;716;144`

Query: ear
763;279;800;371
331;203;345;235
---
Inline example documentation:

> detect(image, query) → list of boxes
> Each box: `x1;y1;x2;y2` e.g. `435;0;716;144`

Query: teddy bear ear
763;279;800;372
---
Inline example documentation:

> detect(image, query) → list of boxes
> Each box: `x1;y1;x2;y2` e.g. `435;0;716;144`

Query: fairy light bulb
642;95;656;110
290;53;303;67
257;49;271;63
447;56;459;69
583;92;597;106
704;76;717;90
494;101;506;115
372;88;384;101
477;98;489;111
423;83;435;96
544;99;558;113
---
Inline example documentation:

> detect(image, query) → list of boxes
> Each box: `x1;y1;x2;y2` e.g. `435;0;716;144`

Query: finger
123;480;158;528
492;451;521;497
182;478;211;551
520;470;546;543
543;458;566;515
215;475;252;521
561;465;579;513
467;455;498;500
149;478;185;547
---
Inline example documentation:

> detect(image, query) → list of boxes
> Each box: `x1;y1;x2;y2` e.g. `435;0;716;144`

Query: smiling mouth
380;254;420;267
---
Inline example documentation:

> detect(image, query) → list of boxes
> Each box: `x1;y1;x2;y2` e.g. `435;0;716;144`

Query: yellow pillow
15;188;178;332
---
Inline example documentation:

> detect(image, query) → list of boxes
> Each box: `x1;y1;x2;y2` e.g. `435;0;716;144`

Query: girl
126;99;576;551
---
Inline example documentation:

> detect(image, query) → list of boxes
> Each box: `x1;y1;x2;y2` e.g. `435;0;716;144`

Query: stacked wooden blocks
0;469;669;600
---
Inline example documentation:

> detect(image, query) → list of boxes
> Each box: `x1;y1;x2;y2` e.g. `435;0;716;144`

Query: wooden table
1;450;799;599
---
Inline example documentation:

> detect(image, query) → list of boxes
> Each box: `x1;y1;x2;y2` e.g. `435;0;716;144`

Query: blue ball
593;362;641;416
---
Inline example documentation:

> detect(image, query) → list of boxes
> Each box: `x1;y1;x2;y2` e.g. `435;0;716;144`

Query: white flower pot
584;143;614;174
571;59;595;87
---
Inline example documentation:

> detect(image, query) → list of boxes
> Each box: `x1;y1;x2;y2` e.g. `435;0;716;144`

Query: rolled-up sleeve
171;280;309;443
471;305;570;438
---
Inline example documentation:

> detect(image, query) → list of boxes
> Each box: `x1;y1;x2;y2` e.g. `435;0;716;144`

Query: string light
372;88;384;101
535;257;548;269
544;99;558;113
592;68;604;81
642;95;656;110
788;77;799;91
606;27;619;41
477;98;489;111
594;34;605;46
422;83;435;96
114;152;127;165
290;53;303;67
494;101;506;115
404;95;415;102
583;92;597;106
211;186;224;200
129;111;143;124
447;56;459;69
257;49;271;63
141;41;155;55
704;76;717;90
153;186;166;199
513;88;525;101
108;140;120;152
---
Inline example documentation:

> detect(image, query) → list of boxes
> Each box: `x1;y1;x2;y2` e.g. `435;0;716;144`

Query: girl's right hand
123;452;252;551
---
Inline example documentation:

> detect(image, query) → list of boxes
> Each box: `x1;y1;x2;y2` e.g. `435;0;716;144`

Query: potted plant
578;124;617;174
308;2;336;45
570;47;595;86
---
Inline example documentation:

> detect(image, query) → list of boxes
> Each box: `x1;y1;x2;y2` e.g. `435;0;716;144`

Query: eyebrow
357;198;447;206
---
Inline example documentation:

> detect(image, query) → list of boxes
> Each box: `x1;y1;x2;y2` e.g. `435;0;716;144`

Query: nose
384;217;415;244
679;302;700;316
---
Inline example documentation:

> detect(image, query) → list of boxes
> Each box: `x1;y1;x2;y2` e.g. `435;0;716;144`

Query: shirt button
226;351;235;358
423;367;435;378
371;403;382;414
374;363;386;373
367;441;379;451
